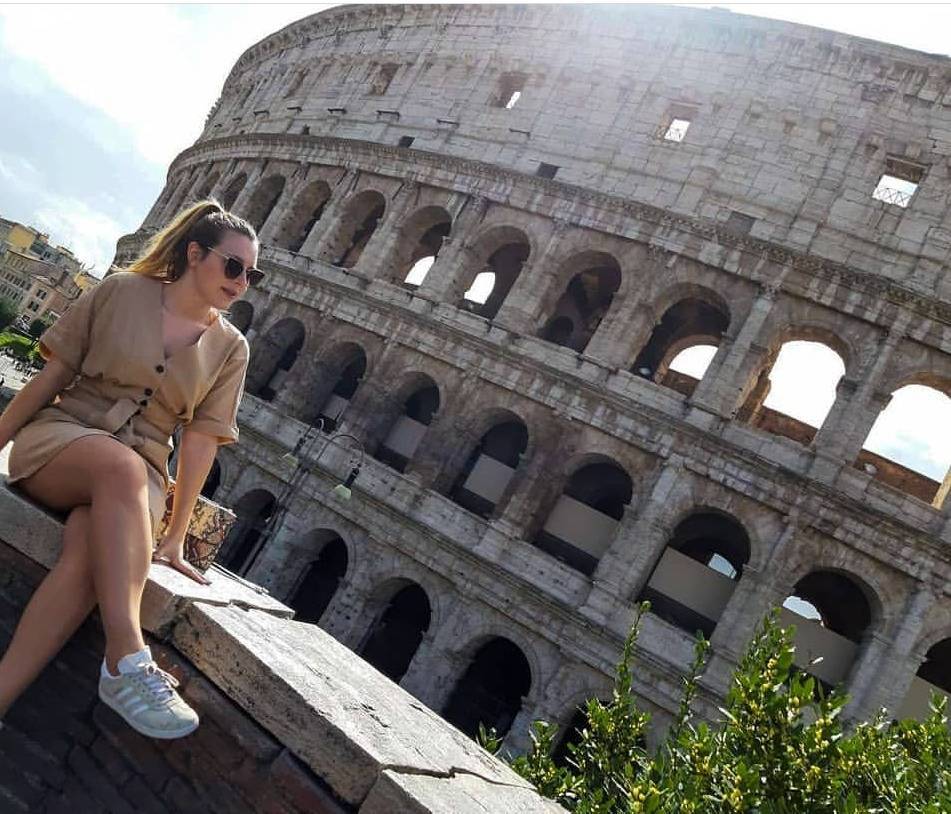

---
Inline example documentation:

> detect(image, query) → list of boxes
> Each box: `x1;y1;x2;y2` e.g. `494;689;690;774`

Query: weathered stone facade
115;4;951;753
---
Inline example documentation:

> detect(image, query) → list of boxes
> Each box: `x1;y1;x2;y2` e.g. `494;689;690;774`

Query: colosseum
112;4;951;752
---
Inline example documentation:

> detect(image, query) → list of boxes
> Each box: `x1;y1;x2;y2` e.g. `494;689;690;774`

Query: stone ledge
172;603;564;813
0;483;293;635
0;482;563;813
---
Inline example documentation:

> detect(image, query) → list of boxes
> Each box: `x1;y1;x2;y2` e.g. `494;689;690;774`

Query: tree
27;317;49;348
487;605;951;813
0;297;17;333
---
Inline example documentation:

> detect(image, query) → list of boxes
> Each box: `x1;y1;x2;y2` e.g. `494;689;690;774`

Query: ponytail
121;198;258;282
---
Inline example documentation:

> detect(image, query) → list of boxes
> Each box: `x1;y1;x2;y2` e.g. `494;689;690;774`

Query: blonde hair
121;198;258;283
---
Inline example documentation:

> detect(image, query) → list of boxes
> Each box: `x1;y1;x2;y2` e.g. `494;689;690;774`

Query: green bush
488;606;951;813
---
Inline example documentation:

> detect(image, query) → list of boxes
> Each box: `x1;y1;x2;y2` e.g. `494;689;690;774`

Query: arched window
539;254;621;353
454;227;530;321
358;582;432;682
247;318;306;401
639;511;750;637
220;173;248;210
533;461;632;575
274;179;331;253
740;339;846;445
289;534;349;624
443;637;531;740
856;383;951;507
218;489;277;575
450;419;528;517
898;638;951;721
244;175;287;233
781;570;872;688
375;380;440;473
226;300;254;335
319;191;387;269
391;207;452;288
632;296;729;396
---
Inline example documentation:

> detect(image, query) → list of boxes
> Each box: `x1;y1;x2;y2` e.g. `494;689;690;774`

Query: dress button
144;388;153;396
139;399;148;407
155;364;165;373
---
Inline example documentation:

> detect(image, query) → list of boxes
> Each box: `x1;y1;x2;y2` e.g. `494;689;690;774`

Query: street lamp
232;416;365;579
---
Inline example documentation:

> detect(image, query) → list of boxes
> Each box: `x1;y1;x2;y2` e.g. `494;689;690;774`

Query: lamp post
225;415;366;581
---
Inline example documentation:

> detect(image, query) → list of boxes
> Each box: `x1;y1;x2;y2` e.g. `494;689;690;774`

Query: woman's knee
90;446;151;498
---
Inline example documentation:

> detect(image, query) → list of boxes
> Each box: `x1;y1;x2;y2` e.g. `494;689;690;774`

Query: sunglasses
202;244;266;287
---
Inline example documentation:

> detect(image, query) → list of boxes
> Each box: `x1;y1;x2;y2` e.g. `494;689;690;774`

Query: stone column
586;457;689;604
318;574;376;649
492;220;569;336
845;584;934;722
686;281;783;424
352;181;420;282
299;169;360;258
414;197;488;303
230;163;267;219
257;166;309;247
808;313;910;483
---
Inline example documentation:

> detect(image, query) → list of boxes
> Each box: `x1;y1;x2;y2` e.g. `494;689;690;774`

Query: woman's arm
152;428;218;585
0;359;76;448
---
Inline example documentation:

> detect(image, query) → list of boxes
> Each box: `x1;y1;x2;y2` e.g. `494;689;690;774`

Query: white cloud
0;4;332;167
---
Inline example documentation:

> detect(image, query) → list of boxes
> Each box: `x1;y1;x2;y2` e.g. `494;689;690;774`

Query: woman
0;200;261;739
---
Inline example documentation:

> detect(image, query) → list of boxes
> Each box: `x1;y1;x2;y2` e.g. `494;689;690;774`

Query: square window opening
495;72;527;108
663;118;691;142
536;162;559;179
398;136;415;148
872;174;918;208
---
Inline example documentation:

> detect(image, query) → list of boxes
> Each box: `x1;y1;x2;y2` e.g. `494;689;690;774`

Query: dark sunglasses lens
224;257;244;279
248;268;265;287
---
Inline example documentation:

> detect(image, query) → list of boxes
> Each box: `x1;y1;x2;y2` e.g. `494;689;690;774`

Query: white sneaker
98;647;199;739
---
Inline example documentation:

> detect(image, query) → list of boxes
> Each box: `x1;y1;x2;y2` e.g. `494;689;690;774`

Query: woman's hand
152;528;212;586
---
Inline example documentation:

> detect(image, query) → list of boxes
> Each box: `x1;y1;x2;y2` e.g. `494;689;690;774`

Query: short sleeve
38;277;111;373
185;339;250;445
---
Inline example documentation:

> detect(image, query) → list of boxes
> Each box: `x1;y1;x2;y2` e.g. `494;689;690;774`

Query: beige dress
6;271;250;538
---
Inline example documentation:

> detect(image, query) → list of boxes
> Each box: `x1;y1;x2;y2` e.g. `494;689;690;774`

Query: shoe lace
135;662;180;706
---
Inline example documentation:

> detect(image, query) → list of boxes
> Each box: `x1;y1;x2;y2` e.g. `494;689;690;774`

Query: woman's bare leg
0;505;97;715
9;435;154;676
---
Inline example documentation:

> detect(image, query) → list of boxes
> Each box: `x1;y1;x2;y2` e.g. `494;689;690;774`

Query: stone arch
442;636;533;740
318;189;387;268
631;286;731;396
220;172;249;211
781;568;877;689
357;579;432;683
448;410;529;518
287;530;350;624
201;459;223;500
456;225;532;321
218;488;277;575
538;251;622;353
638;509;751;638
898;634;951;720
244;174;287;233
855;375;951;508
193;167;222;202
225;300;254;335
247;317;306;400
390;206;453;287
309;341;369;432
738;325;849;444
274;179;332;253
374;372;441;473
532;455;634;575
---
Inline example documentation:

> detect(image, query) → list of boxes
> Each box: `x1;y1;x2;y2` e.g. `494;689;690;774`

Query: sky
0;1;949;481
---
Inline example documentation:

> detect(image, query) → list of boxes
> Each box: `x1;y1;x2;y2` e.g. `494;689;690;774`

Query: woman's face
187;230;259;310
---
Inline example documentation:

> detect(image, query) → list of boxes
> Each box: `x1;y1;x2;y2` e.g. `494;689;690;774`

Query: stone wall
0;485;563;813
111;3;951;758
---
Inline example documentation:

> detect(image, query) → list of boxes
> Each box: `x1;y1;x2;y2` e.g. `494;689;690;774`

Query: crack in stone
378;763;532;790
